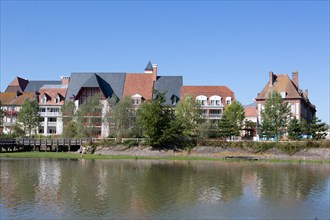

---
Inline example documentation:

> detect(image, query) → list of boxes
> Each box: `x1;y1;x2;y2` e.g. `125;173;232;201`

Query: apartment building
180;86;235;123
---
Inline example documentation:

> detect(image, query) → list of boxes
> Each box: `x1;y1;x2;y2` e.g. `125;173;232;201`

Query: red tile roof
244;106;257;117
123;74;154;100
5;77;29;92
0;92;35;106
38;86;67;106
180;86;235;105
256;74;302;100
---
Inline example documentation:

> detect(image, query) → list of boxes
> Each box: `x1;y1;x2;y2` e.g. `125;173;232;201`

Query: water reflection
1;159;329;219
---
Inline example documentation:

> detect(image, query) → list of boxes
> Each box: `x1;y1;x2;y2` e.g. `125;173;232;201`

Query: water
1;158;329;219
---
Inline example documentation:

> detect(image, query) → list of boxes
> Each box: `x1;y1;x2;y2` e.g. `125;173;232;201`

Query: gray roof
40;84;68;89
65;72;126;100
154;76;183;106
24;80;62;92
145;61;153;70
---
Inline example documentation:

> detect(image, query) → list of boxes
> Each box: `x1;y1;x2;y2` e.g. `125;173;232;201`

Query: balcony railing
39;112;60;117
200;104;224;109
48;122;57;127
3;121;14;126
209;114;221;119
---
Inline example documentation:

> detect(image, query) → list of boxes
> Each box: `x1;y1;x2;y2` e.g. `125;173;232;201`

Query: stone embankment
95;146;330;161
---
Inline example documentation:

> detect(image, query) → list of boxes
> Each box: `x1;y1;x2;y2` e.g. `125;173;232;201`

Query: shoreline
0;146;329;163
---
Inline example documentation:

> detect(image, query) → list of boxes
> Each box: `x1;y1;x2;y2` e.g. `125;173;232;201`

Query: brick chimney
269;71;274;86
152;64;157;81
292;71;298;88
61;76;70;85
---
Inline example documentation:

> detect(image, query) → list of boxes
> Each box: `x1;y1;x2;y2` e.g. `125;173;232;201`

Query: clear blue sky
1;1;329;123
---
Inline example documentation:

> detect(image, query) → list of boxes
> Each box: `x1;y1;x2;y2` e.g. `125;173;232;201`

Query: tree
0;101;3;128
61;101;76;125
259;92;290;140
17;99;40;137
218;101;245;140
287;117;302;140
175;95;201;137
109;96;134;141
309;116;327;140
218;114;236;139
136;90;181;149
62;121;77;138
75;93;102;138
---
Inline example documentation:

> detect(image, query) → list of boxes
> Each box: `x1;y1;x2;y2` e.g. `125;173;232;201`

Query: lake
0;158;329;219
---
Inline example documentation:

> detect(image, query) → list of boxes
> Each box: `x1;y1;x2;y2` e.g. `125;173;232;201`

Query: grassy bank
0;151;329;163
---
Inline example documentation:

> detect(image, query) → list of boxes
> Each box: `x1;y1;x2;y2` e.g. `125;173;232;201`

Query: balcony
209;114;221;119
200;104;224;109
39;112;60;117
3;121;14;126
48;122;57;127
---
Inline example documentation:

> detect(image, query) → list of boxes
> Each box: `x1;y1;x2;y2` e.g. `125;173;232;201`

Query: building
37;77;69;135
65;62;182;137
243;103;257;140
255;71;316;124
0;91;35;134
180;86;235;123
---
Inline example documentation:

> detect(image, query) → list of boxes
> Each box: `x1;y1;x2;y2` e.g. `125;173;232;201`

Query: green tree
0;101;3;128
61;101;76;125
287;117;302;140
218;101;245;140
62;120;77;138
175;95;201;137
17;99;40;137
75;93;102;138
136;91;181;149
259;92;290;140
309;116;327;140
109;96;134;141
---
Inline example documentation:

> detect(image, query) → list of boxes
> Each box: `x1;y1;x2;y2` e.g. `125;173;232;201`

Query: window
132;94;142;106
196;95;207;106
280;91;286;98
39;108;46;112
49;117;57;122
171;95;179;105
54;94;61;103
41;95;47;103
226;97;232;105
291;104;296;114
210;96;221;106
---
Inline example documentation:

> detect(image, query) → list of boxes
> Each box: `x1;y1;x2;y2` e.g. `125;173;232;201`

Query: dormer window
280;91;286;98
226;97;232;105
41;94;47;103
54;94;61;103
132;94;143;106
210;95;221;106
196;95;207;106
171;95;179;105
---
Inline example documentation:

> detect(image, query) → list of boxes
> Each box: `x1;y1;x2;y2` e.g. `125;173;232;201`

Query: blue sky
1;1;329;123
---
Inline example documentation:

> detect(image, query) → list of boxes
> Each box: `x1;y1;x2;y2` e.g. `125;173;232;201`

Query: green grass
0;151;329;163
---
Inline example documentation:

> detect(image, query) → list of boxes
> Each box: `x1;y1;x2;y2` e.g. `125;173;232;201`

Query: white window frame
196;95;207;106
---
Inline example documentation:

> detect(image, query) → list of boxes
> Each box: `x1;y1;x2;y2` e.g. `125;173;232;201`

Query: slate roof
5;77;29;93
65;72;126;100
154;76;183;105
123;74;154;100
24;80;62;92
145;61;153;71
180;86;235;106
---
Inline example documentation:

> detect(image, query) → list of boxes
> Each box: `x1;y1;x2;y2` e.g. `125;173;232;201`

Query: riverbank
0;146;329;162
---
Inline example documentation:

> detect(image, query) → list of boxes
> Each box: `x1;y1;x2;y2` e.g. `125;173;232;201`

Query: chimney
304;89;308;98
269;71;274;85
152;64;158;81
61;76;70;85
292;71;298;88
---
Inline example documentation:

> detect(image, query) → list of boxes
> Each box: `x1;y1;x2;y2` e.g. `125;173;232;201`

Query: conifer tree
309;116;327;140
259;92;290;140
287;117;302;140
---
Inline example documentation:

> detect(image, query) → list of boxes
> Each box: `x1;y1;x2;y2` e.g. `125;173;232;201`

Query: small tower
144;61;157;81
